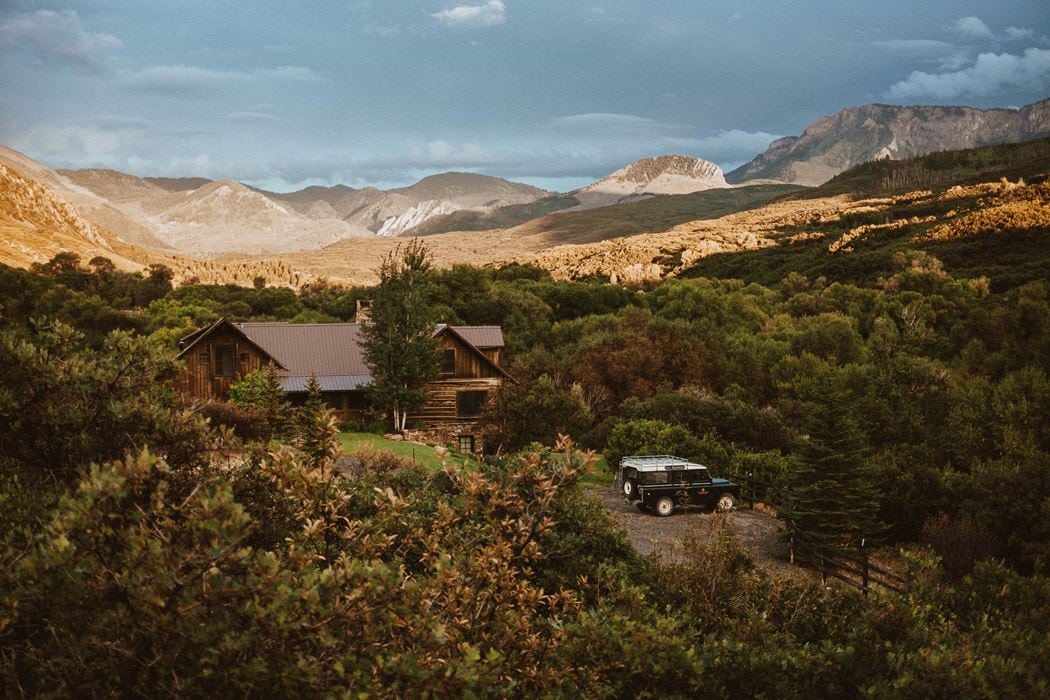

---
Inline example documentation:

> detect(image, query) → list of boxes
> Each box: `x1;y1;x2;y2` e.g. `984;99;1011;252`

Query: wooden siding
286;390;370;423
480;347;500;366
436;334;503;379
412;377;501;424
177;326;270;401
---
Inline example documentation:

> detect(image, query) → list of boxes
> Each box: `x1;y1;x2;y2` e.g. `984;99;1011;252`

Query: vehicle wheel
716;493;736;512
655;496;674;517
635;503;651;513
622;479;636;497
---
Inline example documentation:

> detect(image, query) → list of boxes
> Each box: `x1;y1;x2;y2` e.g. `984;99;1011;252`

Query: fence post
861;538;869;596
789;534;795;565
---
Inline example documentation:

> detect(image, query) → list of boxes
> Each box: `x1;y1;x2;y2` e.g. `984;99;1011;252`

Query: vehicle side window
694;469;712;484
643;471;669;485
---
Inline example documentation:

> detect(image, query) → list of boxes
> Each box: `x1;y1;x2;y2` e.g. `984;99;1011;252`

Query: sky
1;1;1048;192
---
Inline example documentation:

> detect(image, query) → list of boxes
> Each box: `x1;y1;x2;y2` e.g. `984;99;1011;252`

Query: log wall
177;327;270;401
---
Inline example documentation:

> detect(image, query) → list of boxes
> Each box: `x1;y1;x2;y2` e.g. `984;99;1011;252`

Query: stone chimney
356;299;372;324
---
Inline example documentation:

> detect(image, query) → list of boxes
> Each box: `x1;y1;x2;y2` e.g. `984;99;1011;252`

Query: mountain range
2;97;1049;283
727;98;1050;186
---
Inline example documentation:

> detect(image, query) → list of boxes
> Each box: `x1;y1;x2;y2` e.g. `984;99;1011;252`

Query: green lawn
338;432;615;488
338;432;477;470
579;453;614;489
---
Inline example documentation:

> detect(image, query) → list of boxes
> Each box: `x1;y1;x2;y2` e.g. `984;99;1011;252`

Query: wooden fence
732;474;909;595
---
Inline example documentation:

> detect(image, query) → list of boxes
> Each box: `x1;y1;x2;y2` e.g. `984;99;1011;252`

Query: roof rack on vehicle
619;455;707;471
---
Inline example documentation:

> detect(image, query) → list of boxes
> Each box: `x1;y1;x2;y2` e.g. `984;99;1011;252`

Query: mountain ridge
728;98;1050;186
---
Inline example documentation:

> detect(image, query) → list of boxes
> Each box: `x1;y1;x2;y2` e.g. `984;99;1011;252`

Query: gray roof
231;321;507;392
237;323;369;391
449;325;504;349
280;374;372;392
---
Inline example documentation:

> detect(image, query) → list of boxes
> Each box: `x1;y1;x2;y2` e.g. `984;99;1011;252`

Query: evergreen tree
297;373;337;467
785;372;884;548
229;363;292;441
361;240;440;433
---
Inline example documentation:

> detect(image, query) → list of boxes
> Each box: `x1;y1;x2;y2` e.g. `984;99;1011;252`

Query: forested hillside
2;242;1048;694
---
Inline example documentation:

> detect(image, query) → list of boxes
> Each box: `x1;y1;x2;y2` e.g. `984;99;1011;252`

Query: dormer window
440;348;456;376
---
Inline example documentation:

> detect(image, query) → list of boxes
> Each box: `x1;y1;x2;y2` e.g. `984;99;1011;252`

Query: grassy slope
338;432;477;470
339;432;615;486
507;184;805;246
809;136;1050;198
411;195;581;236
414;184;805;241
684;139;1050;290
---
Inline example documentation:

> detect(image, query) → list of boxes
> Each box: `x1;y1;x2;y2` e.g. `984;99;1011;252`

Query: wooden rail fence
731;474;909;595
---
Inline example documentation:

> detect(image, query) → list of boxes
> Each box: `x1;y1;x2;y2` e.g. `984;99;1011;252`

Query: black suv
615;455;739;516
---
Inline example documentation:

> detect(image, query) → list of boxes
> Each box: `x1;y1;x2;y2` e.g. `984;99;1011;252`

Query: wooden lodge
175;319;510;452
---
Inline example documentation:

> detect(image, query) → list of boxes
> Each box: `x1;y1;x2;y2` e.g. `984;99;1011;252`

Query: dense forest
2;246;1049;695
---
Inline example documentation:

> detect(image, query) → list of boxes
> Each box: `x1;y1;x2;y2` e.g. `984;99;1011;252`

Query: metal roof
280;374;372;393
227;321;507;392
449;325;504;348
175;318;287;369
619;455;708;471
238;323;370;379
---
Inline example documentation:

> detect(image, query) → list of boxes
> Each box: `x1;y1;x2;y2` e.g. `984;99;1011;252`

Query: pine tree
229;363;292;442
361;240;440;433
785;373;884;548
298;374;339;468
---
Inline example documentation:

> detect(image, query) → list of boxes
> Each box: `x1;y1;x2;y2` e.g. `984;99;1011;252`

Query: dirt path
589;485;809;579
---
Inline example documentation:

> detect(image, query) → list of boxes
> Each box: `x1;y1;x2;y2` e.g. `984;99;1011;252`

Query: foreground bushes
3;434;1048;696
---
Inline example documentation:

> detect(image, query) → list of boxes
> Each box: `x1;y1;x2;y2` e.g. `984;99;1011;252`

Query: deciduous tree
361;239;440;432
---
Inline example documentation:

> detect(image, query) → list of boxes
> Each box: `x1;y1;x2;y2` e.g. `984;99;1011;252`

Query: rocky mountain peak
583;154;728;197
727;98;1050;186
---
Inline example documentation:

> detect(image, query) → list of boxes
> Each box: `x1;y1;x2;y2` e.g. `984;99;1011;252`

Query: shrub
199;400;267;441
921;513;1000;580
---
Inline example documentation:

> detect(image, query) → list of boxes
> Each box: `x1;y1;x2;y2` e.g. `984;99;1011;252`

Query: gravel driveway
589;485;806;578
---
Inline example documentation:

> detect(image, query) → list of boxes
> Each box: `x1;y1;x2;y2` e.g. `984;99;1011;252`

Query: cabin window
215;345;236;378
458;435;474;453
239;352;249;363
456;390;488;418
197;351;209;364
440;349;456;376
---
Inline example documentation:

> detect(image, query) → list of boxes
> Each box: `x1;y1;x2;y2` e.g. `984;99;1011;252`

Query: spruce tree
229;363;292;442
298;373;336;467
785;372;883;548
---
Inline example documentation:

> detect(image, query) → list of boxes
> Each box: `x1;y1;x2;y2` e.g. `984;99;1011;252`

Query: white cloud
123;64;324;93
951;16;993;39
887;47;1050;100
676;130;780;163
587;7;622;25
1006;27;1035;41
871;39;971;70
432;1;506;29
0;9;121;73
549;113;677;134
225;111;283;123
873;39;957;54
13;124;122;163
361;22;402;37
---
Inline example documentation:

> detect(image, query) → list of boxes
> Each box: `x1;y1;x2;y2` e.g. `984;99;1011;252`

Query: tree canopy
361;239;441;432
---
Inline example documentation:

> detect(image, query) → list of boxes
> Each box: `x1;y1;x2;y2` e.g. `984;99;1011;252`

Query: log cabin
175;318;509;452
